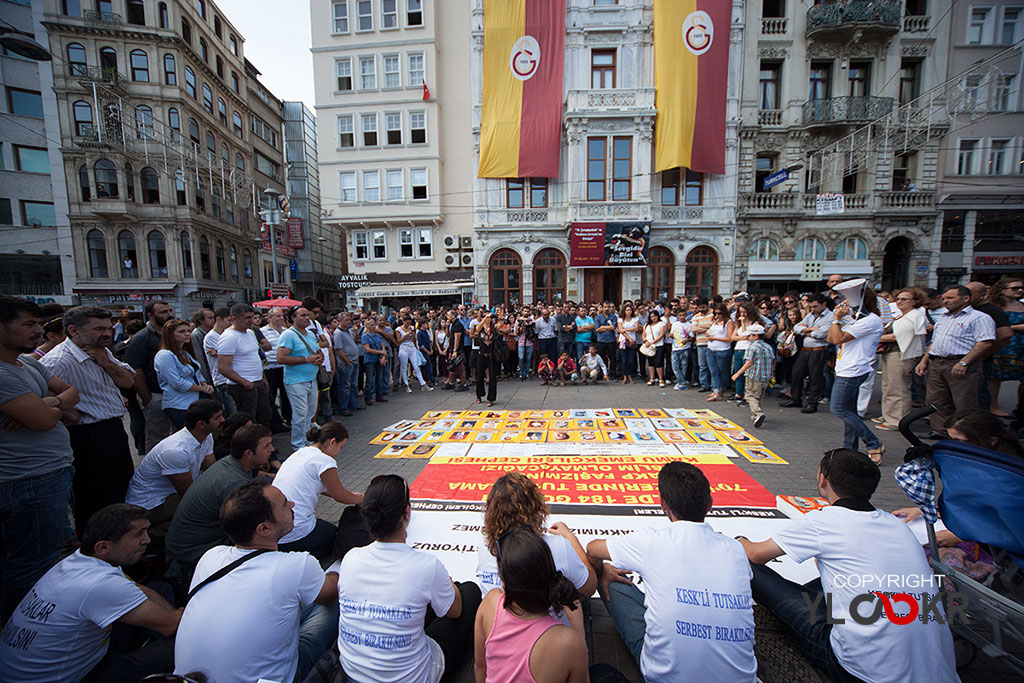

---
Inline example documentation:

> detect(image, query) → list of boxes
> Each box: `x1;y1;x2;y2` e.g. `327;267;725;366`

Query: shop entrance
583;268;621;304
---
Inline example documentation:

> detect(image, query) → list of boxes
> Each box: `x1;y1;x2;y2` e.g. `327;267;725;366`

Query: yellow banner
654;0;697;172
479;0;525;178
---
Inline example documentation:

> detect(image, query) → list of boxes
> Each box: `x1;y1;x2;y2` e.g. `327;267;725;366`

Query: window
159;2;168;28
255;152;279;178
336;58;353;90
530;178;548;208
79;166;91;201
754;154;775;192
847;61;871;97
661;168;702;205
340;171;357;202
185;66;196;97
95;159;118;198
125;162;135;201
384;113;402;144
0;199;9;225
794;237;826;260
126;0;145;24
99;46;117;78
507;178;546;207
188;117;200;144
252;116;276;145
202;83;213;112
643;246;675;300
135;105;153;139
62;0;82;16
14;146;47;173
243;251;253;281
398;227;431;258
235;153;244;171
359;56;376;89
229;35;238;56
899;59;921;106
179;232;193;278
67;43;87;75
410;168;427;199
119;231;138;277
353;231;369;259
164;54;177;84
958;139;978;174
141;167;160;203
382;0;398;28
591;49;615;89
6;88;43;118
215;241;226;280
506;178;525;208
611;136;631;200
215;55;223;79
231;71;239;93
995;72;1016;111
1002;7;1021;43
407;0;422;26
199;39;209;63
407;53;424;87
230;246;238;282
198;237;211;278
197;0;207;19
587;137;607;200
383;54;401;88
333;0;349;32
809;61;831;100
758;62;781;109
836;237;868;260
73;100;93;136
892;152;916;189
533;248;565;304
748;237;779;260
685;247;717;297
357;0;373;30
88;230;108;277
363;170;380;202
399;229;414;257
409;110;426;143
205;132;215;156
989;138;1010;174
338;115;355;147
147;231;167;277
386;169;404;200
218;98;227;125
489;249;522;306
372;230;386;259
968;7;992;44
181;18;192;45
21;202;56;227
175;169;187;205
361;113;378;146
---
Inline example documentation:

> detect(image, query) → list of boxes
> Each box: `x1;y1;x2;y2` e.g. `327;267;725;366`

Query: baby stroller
897;406;1024;675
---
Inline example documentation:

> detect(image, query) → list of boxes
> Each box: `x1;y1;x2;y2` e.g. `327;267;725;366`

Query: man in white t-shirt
217;303;272;426
586;462;757;683
174;479;339;683
0;504;182;683
738;449;959;683
202;306;236;416
669;310;692;391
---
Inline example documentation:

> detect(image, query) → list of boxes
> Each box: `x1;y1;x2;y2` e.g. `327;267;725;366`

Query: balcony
71;65;129;92
738;191;937;215
758;109;784;126
0;283;64;297
880;190;935;209
82;9;123;24
903;14;930;33
802;96;894;127
568;201;651;222
565;89;656;116
740;193;798;212
806;0;901;40
802;192;869;211
761;17;789;35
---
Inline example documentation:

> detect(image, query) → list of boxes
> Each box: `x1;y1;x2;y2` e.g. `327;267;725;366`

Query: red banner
569;223;605;267
287;217;303;248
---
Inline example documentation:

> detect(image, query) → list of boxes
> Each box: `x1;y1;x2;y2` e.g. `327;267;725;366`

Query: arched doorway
489;248;522;306
642;246;675;300
533;248;565;305
685;246;718;297
882;236;913;292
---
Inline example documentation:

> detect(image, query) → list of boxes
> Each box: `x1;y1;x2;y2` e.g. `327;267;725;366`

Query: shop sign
974;254;1024;267
338;274;370;289
569;222;651;268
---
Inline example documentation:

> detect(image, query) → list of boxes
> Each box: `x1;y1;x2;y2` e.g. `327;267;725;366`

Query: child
538;354;556;385
556;351;578;387
730;324;773;428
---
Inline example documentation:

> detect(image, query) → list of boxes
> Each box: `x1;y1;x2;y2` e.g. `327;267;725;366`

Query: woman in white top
727;303;758;404
705;304;733;401
641;311;667;387
876;287;929;430
617;303;640;384
338;474;481;683
396;317;432;393
274;420;363;559
434;324;449;379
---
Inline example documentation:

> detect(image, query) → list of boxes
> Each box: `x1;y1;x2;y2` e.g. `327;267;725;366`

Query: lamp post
261;186;281;284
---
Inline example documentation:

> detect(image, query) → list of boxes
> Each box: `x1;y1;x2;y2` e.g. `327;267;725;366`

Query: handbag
777;330;798;358
293;327;332;390
638;327;657;357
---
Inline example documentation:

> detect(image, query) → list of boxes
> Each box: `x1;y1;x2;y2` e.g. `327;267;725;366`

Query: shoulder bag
186;548;270;604
293;327;332;390
638;327;657;357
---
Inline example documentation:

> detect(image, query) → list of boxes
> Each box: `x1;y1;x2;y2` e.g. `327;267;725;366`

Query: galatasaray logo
509;35;540;81
682;10;713;56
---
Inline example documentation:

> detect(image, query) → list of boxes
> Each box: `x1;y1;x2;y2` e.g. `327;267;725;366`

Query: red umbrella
251;297;302;308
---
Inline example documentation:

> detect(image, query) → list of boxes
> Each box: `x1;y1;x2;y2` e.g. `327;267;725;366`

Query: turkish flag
422;80;430;101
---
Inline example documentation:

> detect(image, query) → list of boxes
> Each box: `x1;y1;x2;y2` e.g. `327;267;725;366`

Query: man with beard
127;300;175;451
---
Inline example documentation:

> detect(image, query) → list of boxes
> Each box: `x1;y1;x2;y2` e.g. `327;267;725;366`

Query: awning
747;260;873;279
354;281;474;299
73;283;176;293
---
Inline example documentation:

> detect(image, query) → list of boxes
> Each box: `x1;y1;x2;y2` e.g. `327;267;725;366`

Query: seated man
0;504;182;683
737;449;958;682
174;479;339;683
165;424;275;579
587;462;757;683
579;344;608;385
125;399;223;534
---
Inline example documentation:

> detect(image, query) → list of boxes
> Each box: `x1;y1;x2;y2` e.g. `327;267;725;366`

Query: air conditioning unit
444;253;459;268
460;252;474;267
459;235;474;250
443;235;458;250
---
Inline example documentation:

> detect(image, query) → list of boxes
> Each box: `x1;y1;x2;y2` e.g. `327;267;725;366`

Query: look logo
682;11;713;56
509;36;540;81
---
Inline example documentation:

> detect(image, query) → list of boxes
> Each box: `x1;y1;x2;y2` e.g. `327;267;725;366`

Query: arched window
99;47;117;79
836;236;869;260
148;231;167;278
215;241;226;280
167;107;180;141
197;0;207;19
126;0;145;25
129;49;149;81
164;54;176;85
158;2;168;28
243;250;253;281
747;238;779;261
489;249;522;307
141;167;160;204
174;169;187;205
229;246;238;282
685;246;718;298
73;100;93;136
79;166;91;202
205;131;216;156
215;55;223;79
202;83;213;112
232;111;242;138
118;231;138;278
67;43;87;75
95;159;117;198
795;237;827;261
124;162;135;201
184;66;196;98
229;35;238;56
214;15;222;37
181;231;194;278
217;97;227;126
135;105;153;139
643;246;675;300
188;117;200;143
532;248;566;304
235;153;244;171
230;71;239;93
87;229;108;277
181;18;192;46
199;236;211;279
220;143;229;166
199;38;208;63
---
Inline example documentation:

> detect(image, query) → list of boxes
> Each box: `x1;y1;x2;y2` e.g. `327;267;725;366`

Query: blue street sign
763;169;789;190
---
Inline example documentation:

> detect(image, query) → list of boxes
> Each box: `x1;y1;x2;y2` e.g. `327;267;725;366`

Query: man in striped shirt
41;306;137;532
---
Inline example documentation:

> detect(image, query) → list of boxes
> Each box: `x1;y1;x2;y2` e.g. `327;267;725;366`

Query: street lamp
261;186;281;284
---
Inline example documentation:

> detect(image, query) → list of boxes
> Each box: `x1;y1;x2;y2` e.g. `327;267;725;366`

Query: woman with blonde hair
154;318;214;428
875;287;928;431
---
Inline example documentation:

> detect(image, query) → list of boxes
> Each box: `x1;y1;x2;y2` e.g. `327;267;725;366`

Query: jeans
830;373;881;451
518;344;533;379
696;345;711;389
575;341;591;363
334;361;359;413
687;345;699;384
671;349;691;387
600;581;646;668
707;349;732;393
398;345;427;387
144;392;172;453
732;349;747;397
363;361;386;402
285;380;318;452
619;346;637;377
296;600;340;683
265;366;292;424
0;466;73;621
279;517;337;560
537;338;557;367
214;384;236;418
163;407;187;430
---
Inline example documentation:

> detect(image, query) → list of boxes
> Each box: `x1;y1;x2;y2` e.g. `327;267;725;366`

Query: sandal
868;445;885;465
706;393;722;402
647;379;655;386
659;381;666;388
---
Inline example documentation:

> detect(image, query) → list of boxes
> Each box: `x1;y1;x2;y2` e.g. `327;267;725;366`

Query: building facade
736;0;951;295
471;0;742;307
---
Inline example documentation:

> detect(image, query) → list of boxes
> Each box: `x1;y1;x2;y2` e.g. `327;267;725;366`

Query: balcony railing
802;96;894;126
0;283;64;296
903;15;930;33
739;191;937;214
740;193;798;211
806;0;901;37
803;193;869;210
569;201;651;221
758;109;783;126
880;190;935;209
71;65;128;89
82;9;123;24
761;17;789;35
565;89;656;114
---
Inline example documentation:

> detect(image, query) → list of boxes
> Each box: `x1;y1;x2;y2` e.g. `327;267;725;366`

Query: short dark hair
361;474;409;539
0;295;42;326
80;503;149;556
944;285;971;299
658;461;711;522
192;308;213;325
221;479;275;545
229;303;253;318
230;424;272;459
213;411;253;459
144;300;168;318
808;293;829;306
126;319;146;335
185;399;223;429
819;449;880;500
301;296;322;311
213;306;231;321
63;306;112;332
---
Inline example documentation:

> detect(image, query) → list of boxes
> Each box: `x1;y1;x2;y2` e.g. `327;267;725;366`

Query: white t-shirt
203;329;227;385
469;319;482;350
175;547;325;683
707;322;732;352
273;445;337;543
338;542;456;683
670;320;692;350
0;551;147;683
217;327;264;383
606;522;757;683
772;506;958;683
125;428;213;509
643;321;666;346
835;313;884;378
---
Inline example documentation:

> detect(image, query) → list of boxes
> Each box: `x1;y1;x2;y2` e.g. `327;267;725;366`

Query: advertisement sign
815;193;845;215
569;222;651;268
762;169;789;191
974;254;1024;268
286;217;303;248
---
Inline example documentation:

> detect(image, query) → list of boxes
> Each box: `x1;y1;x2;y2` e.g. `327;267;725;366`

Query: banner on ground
653;0;730;174
478;0;565;178
569;222;651;268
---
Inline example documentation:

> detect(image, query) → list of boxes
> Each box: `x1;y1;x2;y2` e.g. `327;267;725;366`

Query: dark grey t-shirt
0;356;73;482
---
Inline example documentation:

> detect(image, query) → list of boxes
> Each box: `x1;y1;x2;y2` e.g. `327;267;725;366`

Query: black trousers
597;341;618;378
67;417;135;532
476;352;499;402
226;380;273;426
424;582;481;683
265;367;291;423
790;348;827;405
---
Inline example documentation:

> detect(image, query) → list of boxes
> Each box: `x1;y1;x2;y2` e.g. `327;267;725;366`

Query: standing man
595;302;619;380
826;273;844;301
915;285;995;438
534;305;558;365
556;303;576;361
127;299;175;452
218;303;272;426
573;306;595;362
276;306;324;452
261;307;291;432
361;317;389;404
41;306;137;532
690;297;713;391
202;307;236;416
784;294;833;413
333;313;361;416
0;296;78;621
965;281;1012;410
442;309;469;392
189;308;214;384
457;304;473;380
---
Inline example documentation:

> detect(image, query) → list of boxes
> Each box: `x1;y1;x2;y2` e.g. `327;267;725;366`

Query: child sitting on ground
537;354;556;385
556;351;577;387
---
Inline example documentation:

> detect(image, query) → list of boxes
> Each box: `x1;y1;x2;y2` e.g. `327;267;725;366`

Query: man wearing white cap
731;324;774;428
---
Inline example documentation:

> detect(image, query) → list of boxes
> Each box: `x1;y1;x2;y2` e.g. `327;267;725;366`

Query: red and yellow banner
479;0;565;178
653;0;730;174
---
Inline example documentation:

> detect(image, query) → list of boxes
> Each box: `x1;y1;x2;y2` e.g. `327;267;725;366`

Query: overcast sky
216;0;317;107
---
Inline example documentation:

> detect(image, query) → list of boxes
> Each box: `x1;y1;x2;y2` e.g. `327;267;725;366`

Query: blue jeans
732;349;747;397
214;384;236;418
295;600;340;683
556;340;573;361
708;349;732;393
363;361;386;402
0;466;73;621
575;341;591;363
830;373;881;451
697;345;712;389
518;344;533;379
619;346;637;377
285;380;318;452
334;361;359;412
671;349;691;387
163;407;187;430
600;581;646;668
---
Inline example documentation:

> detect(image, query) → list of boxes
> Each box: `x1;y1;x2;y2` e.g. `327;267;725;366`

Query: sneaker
697;387;711;393
454;384;467;392
441;383;454;390
340;411;353;417
674;384;683;391
356;404;367;410
753;413;766;428
424;385;434;391
405;385;413;394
